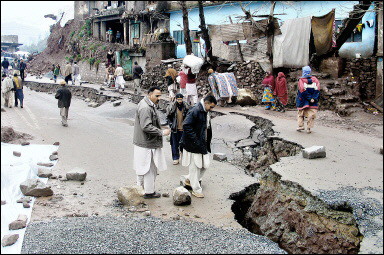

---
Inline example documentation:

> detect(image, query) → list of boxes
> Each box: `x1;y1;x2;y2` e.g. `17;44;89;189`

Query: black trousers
20;69;25;80
65;75;72;84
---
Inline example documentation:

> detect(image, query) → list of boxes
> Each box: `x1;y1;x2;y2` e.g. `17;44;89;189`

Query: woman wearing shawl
274;72;288;112
261;71;276;110
296;66;320;133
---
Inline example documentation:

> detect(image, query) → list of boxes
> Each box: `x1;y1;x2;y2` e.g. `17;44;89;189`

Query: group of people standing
164;64;198;106
51;61;81;85
1;72;24;109
133;86;217;199
261;65;320;133
104;49;132;92
1;58;27;81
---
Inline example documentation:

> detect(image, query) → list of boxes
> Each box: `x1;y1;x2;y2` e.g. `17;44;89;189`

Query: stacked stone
343;57;377;100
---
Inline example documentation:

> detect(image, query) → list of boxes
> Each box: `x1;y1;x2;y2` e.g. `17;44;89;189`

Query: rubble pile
343;57;377;101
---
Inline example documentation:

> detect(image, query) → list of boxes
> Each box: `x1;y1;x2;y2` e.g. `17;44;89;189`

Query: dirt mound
1;126;33;144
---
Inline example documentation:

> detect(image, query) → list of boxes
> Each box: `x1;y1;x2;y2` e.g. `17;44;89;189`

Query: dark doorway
105;20;124;44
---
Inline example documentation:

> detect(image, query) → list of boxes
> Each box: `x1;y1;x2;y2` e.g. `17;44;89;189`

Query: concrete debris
9;214;28;230
37;167;53;178
1;234;19;247
20;179;54;197
213;153;227;162
37;162;54;167
302;146;326;159
113;101;121;107
66;169;87;181
13;151;21;157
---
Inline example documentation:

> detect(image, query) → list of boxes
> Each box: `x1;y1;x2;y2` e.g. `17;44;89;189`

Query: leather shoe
143;192;161;199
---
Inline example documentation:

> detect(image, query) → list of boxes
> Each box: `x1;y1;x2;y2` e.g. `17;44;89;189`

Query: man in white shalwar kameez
180;95;217;198
133;86;171;198
1;74;15;108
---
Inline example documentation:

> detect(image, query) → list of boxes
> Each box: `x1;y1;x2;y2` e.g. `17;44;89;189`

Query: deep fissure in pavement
224;112;363;254
24;83;364;253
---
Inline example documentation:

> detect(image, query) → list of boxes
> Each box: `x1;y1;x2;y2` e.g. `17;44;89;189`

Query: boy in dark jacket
55;80;72;127
166;93;190;165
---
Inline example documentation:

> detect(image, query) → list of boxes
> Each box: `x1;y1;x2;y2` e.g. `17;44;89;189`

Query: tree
179;1;193;55
198;1;214;62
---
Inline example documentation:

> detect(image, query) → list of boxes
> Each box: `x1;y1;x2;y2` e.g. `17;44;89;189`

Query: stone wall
342;57;377;101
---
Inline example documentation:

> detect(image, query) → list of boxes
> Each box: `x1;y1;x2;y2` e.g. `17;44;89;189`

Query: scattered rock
162;192;170;197
16;196;32;203
66;168;87;181
13;151;21;157
21;141;30;146
117;185;145;206
143;211;151;216
52;151;58;155
37;162;54;167
1;200;6;205
1;234;19;247
113;101;121;107
49;175;58;179
9;214;28;230
302;146;326;159
37;168;52;178
1;108;5;112
172;215;181;220
84;98;91;102
49;154;59;161
380;146;383;155
213;153;227;161
173;187;192;206
88;102;99;108
23;202;30;208
20;179;54;197
53;142;60;145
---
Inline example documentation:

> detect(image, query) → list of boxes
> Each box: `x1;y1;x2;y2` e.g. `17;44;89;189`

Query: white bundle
183;54;204;74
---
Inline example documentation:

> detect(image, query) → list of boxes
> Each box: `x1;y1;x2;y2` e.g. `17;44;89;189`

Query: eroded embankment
222;112;363;254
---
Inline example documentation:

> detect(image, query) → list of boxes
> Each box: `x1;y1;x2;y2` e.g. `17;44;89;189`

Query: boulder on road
37;167;52;178
66;168;87;181
117;185;145;206
173;186;191;206
20;179;53;197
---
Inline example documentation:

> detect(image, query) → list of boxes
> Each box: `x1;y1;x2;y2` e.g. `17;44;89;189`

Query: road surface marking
14;107;35;129
24;105;41;130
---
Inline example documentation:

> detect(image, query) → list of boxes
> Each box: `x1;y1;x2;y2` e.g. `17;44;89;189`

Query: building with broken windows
74;1;174;74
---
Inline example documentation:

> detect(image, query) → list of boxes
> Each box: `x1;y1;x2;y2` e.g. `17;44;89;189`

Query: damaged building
74;1;175;74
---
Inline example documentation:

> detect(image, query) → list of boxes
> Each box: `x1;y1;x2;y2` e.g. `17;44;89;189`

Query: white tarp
1;143;57;254
273;16;312;68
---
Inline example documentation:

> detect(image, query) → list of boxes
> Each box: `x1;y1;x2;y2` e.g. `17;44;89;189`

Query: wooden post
267;1;276;68
198;1;214;61
179;1;193;55
229;16;244;62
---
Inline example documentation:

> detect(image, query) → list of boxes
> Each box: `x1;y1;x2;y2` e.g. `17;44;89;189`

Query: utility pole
198;1;214;62
229;16;244;63
179;1;193;55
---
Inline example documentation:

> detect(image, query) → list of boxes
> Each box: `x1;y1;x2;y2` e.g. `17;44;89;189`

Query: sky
1;1;74;45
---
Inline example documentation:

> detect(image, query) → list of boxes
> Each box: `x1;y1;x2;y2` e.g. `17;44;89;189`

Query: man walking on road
55;80;72;127
1;57;10;75
132;61;143;95
13;73;24;108
133;86;171;198
72;61;81;85
180;95;217;198
19;59;27;81
114;64;126;91
1;73;15;108
64;62;72;85
166;93;190;165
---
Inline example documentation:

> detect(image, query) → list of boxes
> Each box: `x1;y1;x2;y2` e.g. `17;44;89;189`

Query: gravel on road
21;215;286;254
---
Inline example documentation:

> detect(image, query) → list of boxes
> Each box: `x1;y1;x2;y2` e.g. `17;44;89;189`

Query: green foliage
75;54;82;62
102;45;107;51
65;56;74;63
88;57;95;67
70;31;75;38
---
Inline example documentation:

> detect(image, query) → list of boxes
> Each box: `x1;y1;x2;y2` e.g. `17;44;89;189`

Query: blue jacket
296;76;320;110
